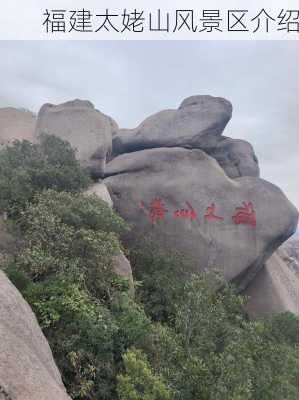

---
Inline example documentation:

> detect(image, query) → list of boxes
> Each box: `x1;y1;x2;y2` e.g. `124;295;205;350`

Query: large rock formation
199;136;260;179
35;99;117;178
85;181;114;208
282;238;299;274
0;107;36;149
1;94;297;316
112;95;259;179
104;95;298;299
244;247;299;317
0;270;71;400
113;95;232;153
104;147;298;287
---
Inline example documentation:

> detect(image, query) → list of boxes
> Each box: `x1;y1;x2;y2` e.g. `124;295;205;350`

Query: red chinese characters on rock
173;201;197;221
204;203;224;221
139;198;257;228
140;198;168;223
232;202;256;227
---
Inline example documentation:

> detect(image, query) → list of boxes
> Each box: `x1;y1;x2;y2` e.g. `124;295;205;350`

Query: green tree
131;241;192;323
117;349;171;400
0;135;90;217
139;274;299;400
263;312;299;346
24;278;118;399
15;190;129;297
5;189;150;400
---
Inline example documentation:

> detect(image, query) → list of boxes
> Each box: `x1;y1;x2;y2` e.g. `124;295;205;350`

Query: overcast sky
0;40;298;216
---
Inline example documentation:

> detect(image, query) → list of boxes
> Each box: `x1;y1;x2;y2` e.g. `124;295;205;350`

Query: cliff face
34;100;118;178
283;238;299;274
244;246;299;317
104;95;298;300
0;107;36;148
0;270;71;400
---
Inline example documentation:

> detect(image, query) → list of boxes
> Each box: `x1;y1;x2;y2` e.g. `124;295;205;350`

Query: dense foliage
0;135;90;217
1;138;299;400
117;349;171;400
6;190;150;399
130;241;192;324
134;275;299;400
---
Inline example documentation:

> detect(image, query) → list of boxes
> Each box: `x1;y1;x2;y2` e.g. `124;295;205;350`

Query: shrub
117;349;171;400
0;135;90;217
138;275;299;400
6;189;150;400
130;240;192;324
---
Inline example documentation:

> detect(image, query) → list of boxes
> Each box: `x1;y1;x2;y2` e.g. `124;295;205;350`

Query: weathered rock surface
112;251;134;285
283;238;299;268
1;94;297;316
112;95;259;179
244;248;299;317
104;147;298;286
85;181;114;207
113;95;232;153
0;107;36;149
199;136;260;178
35;99;117;178
0;270;71;400
279;238;299;278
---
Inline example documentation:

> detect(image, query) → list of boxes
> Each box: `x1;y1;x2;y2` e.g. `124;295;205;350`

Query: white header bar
0;0;299;40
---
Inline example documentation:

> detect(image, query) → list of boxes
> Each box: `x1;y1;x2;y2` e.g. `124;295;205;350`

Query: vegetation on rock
1;137;299;400
0;135;90;217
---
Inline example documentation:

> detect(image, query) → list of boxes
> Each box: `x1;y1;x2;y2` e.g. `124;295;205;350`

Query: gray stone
112;251;134;293
0;271;71;400
281;238;299;275
112;251;133;279
85;181;114;207
35;99;117;178
0;107;36;149
200;136;260;178
283;238;299;262
113;95;232;155
112;95;259;179
104;147;298;286
244;248;299;317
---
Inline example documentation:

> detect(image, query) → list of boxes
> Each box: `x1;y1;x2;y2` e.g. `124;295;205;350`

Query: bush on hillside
0;135;91;217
